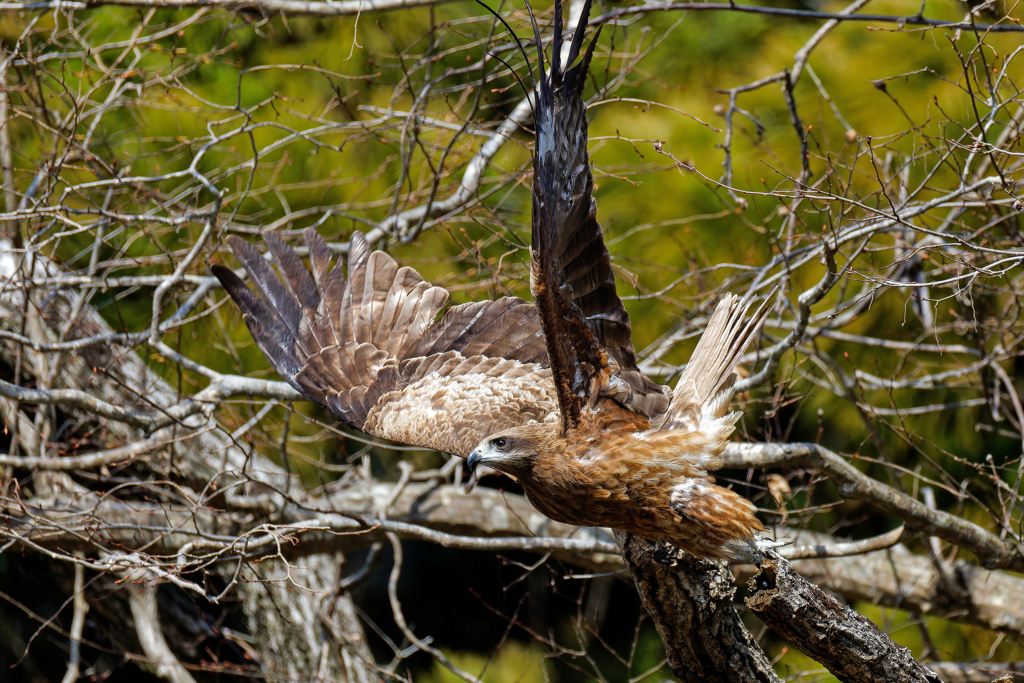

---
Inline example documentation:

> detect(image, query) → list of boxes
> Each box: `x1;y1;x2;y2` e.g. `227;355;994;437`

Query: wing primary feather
524;0;546;96
226;236;301;335
264;231;319;310
564;0;592;69
211;264;305;390
551;0;563;78
527;0;670;429
303;227;334;290
572;18;602;92
349;231;371;270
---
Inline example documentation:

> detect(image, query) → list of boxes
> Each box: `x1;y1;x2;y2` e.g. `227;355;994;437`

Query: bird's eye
493;438;507;450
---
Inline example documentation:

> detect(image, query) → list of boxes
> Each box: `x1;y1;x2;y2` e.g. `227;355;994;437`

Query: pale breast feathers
365;355;559;454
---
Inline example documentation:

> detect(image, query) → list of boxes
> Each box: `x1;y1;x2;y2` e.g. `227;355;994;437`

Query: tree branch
747;555;942;683
736;530;1024;636
616;531;781;683
723;442;1024;572
128;582;198;683
927;663;1024;683
3;0;1021;34
9;482;1024;637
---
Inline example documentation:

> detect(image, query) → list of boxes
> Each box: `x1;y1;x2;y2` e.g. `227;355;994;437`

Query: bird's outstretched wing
660;294;767;437
529;0;668;432
213;229;559;456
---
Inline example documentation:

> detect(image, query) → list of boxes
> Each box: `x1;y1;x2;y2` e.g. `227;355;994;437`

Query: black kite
213;0;774;562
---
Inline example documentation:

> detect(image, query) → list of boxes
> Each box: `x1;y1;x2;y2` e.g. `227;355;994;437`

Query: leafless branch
747;554;943;683
2;0;1023;679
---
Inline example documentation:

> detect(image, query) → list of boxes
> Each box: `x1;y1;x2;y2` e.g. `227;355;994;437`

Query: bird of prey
213;0;773;563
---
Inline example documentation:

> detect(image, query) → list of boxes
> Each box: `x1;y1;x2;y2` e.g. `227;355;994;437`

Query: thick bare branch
746;555;942;683
737;530;1024;637
927;663;1024;683
128;582;198;683
616;531;781;683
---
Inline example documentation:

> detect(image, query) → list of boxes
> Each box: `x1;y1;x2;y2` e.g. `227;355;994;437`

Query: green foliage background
3;0;1024;679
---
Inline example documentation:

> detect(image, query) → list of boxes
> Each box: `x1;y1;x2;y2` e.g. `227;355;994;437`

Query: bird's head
464;423;551;491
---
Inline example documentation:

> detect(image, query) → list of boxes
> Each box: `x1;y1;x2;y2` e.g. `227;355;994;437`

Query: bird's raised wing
213;229;558;457
529;0;668;432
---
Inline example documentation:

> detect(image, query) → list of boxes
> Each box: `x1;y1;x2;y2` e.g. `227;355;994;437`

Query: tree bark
616;531;781;683
239;554;377;683
746;554;942;683
129;583;198;683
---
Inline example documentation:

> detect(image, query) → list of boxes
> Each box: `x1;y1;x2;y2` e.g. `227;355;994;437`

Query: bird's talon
753;535;790;556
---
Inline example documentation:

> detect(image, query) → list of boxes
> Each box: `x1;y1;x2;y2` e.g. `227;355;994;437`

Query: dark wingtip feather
523;0;547;96
211;263;246;300
212;262;305;382
564;0;593;70
212;263;271;326
551;0;563;78
577;23;601;80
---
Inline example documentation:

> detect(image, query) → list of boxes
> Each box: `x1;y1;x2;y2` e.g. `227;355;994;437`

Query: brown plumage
213;0;773;563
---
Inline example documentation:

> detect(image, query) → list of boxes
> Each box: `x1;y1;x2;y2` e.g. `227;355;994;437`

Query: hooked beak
464;449;482;493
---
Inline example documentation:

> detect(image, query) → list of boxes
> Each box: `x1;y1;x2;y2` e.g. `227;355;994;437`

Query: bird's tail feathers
661;294;767;431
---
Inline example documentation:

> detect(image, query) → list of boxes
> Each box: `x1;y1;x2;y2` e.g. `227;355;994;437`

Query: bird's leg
754;534;790;554
753;535;791;565
720;532;790;565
